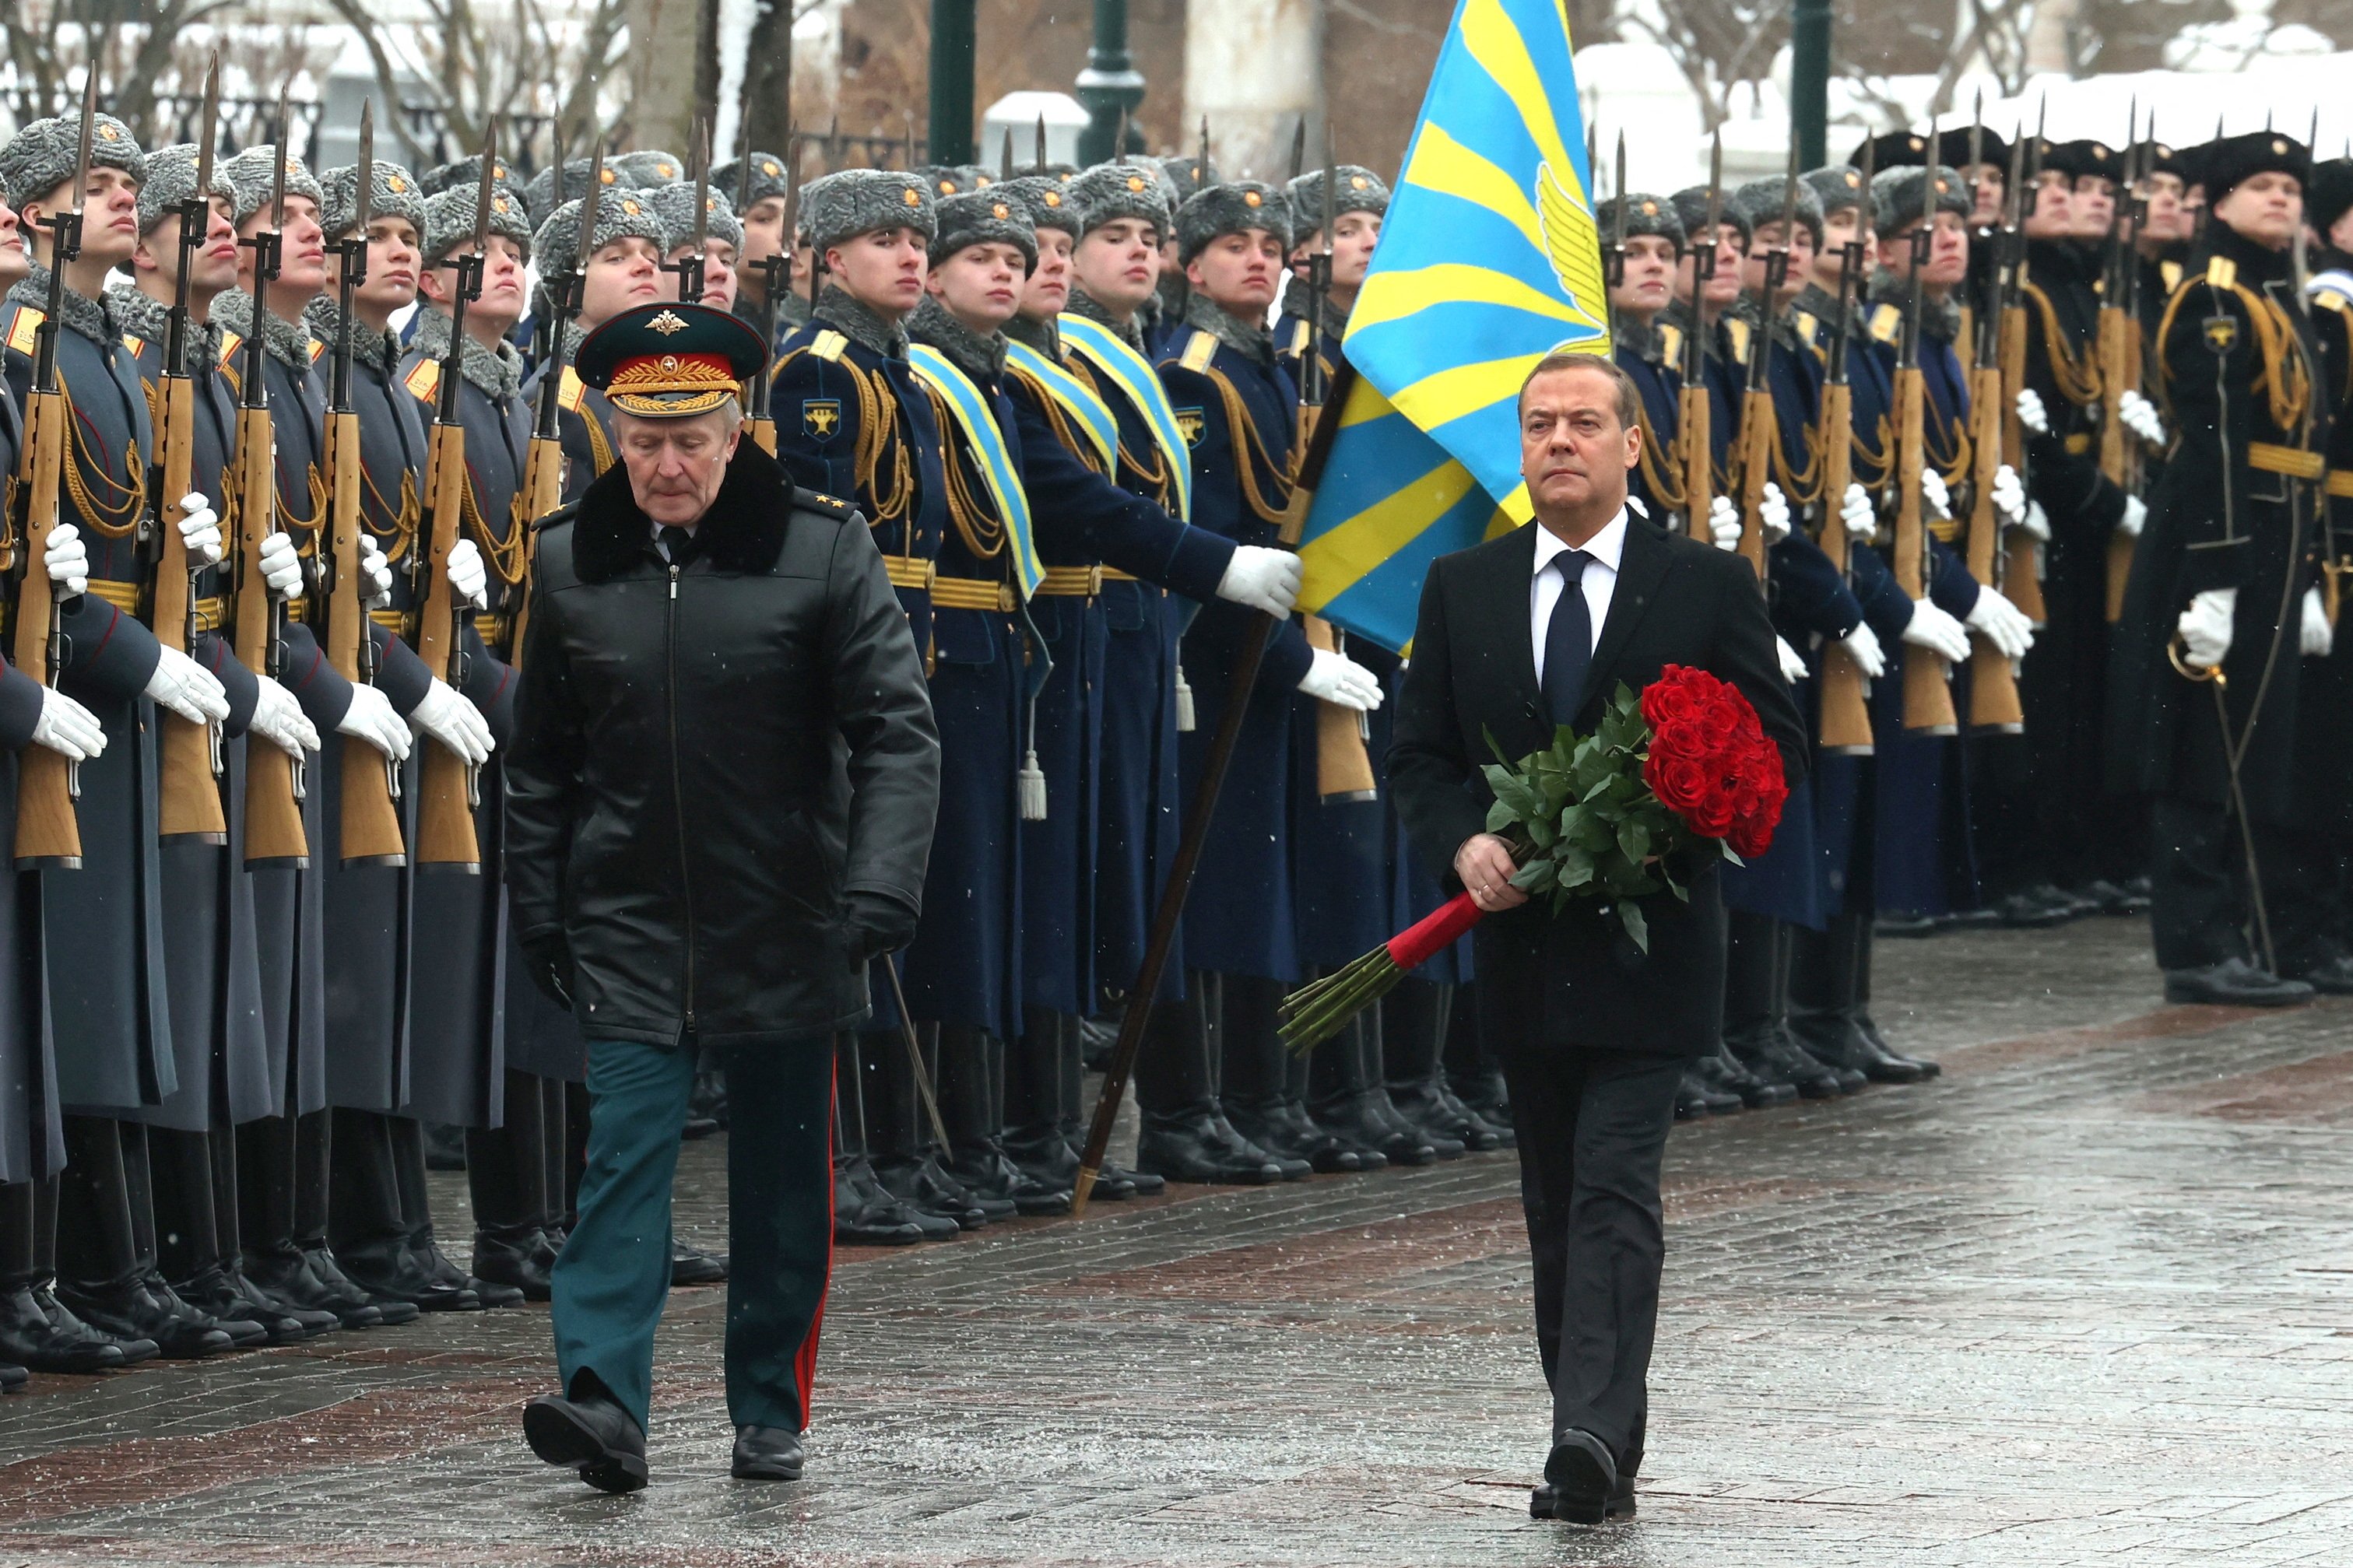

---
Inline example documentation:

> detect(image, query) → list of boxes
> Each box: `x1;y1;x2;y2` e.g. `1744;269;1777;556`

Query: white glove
1215;545;1302;617
30;688;106;762
1709;493;1748;550
175;493;223;567
2016;388;2049;435
1901;598;1972;664
336;681;413;762
2119;388;2165;447
42;522;88;596
1840;482;1878;545
2119;495;2148;538
1758;481;1792;545
358;534;394;609
447;538;489;612
248;674;321;758
1921;468;1952;521
1839;621;1887;679
1992;464;2026;528
2302;585;2334;658
258;531;304;598
1773;634;1808;683
2176;588;2236;671
409;676;494;765
143;644;231;724
1297;647;1384;712
2017;500;2052;543
1965;588;2035;661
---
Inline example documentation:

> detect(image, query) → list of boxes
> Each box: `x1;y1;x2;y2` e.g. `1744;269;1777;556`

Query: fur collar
813;284;909;360
104;282;223;366
1864;270;1963;346
213;288;318;372
301;296;401;375
1003;310;1059;358
1064;287;1146;351
1182;290;1272;365
569;439;794;584
9;265;117;346
1279;276;1349;344
908;296;1006;381
409;306;523;400
1611;308;1662;363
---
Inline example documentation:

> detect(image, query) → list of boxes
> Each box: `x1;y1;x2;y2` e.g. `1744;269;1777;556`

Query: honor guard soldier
526;188;669;503
1276;163;1384;381
420;152;518;201
712;148;813;337
646;181;742;312
2111;130;2324;1007
1609;192;1692;521
509;300;938;1491
2136;140;2197;335
1150;153;1217;346
768;167;957;1244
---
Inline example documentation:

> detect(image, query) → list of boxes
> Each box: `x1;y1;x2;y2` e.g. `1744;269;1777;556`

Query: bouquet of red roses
1278;665;1786;1052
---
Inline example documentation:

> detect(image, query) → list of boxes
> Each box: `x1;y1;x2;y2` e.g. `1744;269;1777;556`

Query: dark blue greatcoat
0;381;62;1184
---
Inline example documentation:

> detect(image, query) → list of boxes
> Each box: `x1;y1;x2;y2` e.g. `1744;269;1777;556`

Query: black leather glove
844;891;918;961
521;929;576;1009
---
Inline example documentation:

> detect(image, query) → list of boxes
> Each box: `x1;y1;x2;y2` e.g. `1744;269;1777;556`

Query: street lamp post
929;0;977;165
1790;0;1831;170
1076;0;1146;163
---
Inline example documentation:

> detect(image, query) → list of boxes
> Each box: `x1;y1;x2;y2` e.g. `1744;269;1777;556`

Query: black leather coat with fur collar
504;441;941;1047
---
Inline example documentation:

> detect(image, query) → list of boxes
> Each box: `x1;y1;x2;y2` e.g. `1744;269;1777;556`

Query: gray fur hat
613;149;687;188
218;145;325;227
1175;181;1291;265
317;160;427;243
1160;154;1217;205
421;153;518;198
1803;164;1874;226
0;114;148;208
133;143;236;238
711;151;792;211
1871;163;1970;231
1605;191;1684;247
1285;165;1390;231
929;188;1036;270
532;187;668;268
999;174;1080;238
798;168;936;253
420;183;534;266
916;164;975;198
1670;186;1749;248
1728;176;1824;250
1068;161;1170;236
644;181;744;253
523;156;620;225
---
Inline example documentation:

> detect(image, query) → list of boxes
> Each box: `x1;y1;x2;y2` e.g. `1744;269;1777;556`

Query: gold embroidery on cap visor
603;351;743;416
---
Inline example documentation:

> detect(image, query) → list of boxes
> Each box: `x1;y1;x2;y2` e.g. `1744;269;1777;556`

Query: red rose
1640;673;1703;730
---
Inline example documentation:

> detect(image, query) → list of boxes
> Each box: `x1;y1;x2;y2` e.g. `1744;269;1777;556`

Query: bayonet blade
1702;127;1723;256
356;100;374;235
472;119;497;251
1035;113;1048;174
1320;129;1336;255
577;144;604;271
1198;117;1210;188
732;96;752;212
1778;134;1800;253
69;70;95;218
194;53;219;198
1112;104;1129;161
1612;131;1626;247
269;84;290;230
1288;116;1305;183
690;117;709;250
1001;127;1015;184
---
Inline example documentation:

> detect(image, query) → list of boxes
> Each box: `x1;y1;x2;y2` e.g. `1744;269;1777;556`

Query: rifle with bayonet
1729;143;1796;585
412;129;496;872
321;103;406;865
1603;133;1626;288
513;141;603;672
1963;118;2028;733
1892;153;1960;735
2098;112;2142;623
1814;138;1874;756
1999;116;2046;624
230;93;312;866
9;74;98;867
664;119;710;304
736;115;781;455
153;57;228;843
1679;132;1723;544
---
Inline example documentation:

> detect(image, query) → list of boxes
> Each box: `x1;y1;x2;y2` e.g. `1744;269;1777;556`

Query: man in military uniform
712;148;812;337
2109;130;2323;1007
526;189;669;503
510;300;937;1490
646;181;741;311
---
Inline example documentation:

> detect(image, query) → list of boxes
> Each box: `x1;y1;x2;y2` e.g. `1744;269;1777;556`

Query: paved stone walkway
2;917;2350;1566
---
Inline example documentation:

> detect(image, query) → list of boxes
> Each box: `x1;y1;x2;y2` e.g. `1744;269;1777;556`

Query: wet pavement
3;916;2350;1566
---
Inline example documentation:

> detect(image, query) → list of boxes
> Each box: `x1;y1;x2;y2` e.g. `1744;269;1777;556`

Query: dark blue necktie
1542;549;1594;725
661;526;697;567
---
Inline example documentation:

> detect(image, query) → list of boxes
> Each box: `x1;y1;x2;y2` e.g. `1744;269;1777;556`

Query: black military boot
1696;1042;1787;1107
467;1072;557;1301
937;1031;1060;1215
1352;1007;1456;1161
1381;980;1503;1151
1771;921;1863;1093
1133;982;1284;1185
329;1111;478;1311
1055;1015;1152;1198
999;1016;1081;1208
2;1180;135;1372
148;1124;304;1343
1724;915;1846;1099
1217;977;1314;1180
869;1025;989;1230
55;1119;238;1359
1442;983;1515;1145
831;1035;940;1244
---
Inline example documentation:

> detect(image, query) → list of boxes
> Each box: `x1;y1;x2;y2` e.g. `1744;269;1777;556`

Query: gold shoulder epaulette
1180;330;1218;372
1868;302;1902;345
404;359;440;402
2317;288;2349;315
1792;310;1818;345
557;365;586;413
307;338;325;363
1725;317;1752;363
797;489;857;521
216;329;242;367
1286;320;1309;356
121;332;146;358
2162;258;2183;293
2207;254;2239;291
5;308;42;357
1656;321;1683;364
810;329;848;363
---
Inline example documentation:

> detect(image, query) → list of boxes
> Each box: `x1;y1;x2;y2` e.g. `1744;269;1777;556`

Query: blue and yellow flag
1298;0;1609;651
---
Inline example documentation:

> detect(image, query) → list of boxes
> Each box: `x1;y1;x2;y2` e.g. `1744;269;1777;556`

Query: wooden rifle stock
323;405;405;865
1678;383;1712;542
153;372;227;840
232;402;310;865
1892;368;1958;734
1965;364;2025;731
2095;303;2139;622
11;386;82;867
507;428;566;674
1731;386;1772;583
413;417;482;870
1282;397;1376;804
746;408;777;454
1813;380;1873;754
1997;300;2045;623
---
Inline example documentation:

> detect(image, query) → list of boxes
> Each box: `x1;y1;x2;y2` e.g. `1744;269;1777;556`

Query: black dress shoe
1001;1132;1108;1206
1388;1080;1504;1152
55;1279;234;1359
179;1265;309;1345
472;1231;555;1302
1134;1110;1284;1185
833;1157;935;1244
671;1240;731;1286
1698;1047;1795;1107
223;1261;340;1339
873;1152;990;1229
1854;1012;1939;1079
523;1391;648;1493
1993;887;2076;928
1530;1474;1635;1521
2078;878;2151;916
1217;1103;1318;1180
267;1246;403;1327
2288;953;2353;995
1542;1429;1619;1524
339;1243;481;1313
1673;1070;1712;1121
2164;958;2315;1007
1356;1090;1452;1164
1247;1099;1366;1174
946;1142;1070;1216
1728;1035;1846;1100
0;1286;127;1373
732;1423;805;1481
1094;1156;1163;1197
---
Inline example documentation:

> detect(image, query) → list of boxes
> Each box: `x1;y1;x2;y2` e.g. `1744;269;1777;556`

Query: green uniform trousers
551;1031;834;1434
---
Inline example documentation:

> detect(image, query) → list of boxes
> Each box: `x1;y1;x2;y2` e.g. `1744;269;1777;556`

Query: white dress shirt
1529;507;1628;689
